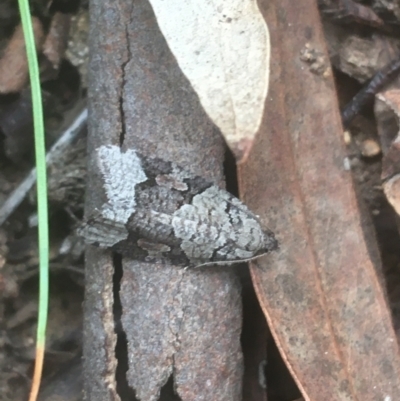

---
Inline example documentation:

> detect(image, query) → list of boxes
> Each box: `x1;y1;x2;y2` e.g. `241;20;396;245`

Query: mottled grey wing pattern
79;207;129;248
79;145;277;267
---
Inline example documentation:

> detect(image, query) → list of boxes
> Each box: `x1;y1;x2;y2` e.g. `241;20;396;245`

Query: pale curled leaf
147;0;270;160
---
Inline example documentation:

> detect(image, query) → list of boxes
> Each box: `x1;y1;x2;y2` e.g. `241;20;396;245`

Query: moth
78;145;277;267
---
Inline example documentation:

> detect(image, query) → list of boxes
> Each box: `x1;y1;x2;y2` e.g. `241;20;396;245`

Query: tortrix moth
78;145;277;267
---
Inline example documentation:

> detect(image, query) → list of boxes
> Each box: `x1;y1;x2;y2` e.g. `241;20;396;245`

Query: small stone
343;130;351;145
361;139;381;157
343;157;351;171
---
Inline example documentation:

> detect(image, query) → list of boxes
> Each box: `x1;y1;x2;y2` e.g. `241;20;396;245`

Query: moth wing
78;206;129;248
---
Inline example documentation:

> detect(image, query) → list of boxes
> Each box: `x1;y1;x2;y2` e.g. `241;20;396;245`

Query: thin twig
341;56;400;126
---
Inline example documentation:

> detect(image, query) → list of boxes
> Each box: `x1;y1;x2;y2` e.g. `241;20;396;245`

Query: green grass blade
17;1;49;399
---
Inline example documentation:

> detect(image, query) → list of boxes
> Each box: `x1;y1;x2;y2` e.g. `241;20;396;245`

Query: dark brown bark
84;1;243;400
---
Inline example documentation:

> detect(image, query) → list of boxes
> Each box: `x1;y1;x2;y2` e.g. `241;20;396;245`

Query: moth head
260;227;278;254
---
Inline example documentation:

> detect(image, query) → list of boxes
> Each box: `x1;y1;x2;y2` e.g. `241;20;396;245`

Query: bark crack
118;7;134;146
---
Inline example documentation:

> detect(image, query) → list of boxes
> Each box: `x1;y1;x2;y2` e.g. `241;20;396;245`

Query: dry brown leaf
239;1;400;400
375;91;400;154
343;34;400;82
375;90;400;217
0;17;44;94
318;0;384;28
384;175;400;215
377;89;400;121
43;12;71;71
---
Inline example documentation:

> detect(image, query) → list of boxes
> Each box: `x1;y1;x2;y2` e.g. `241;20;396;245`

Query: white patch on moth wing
96;145;147;223
171;186;232;261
